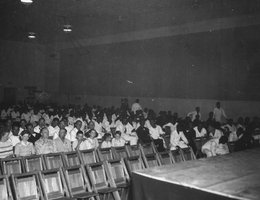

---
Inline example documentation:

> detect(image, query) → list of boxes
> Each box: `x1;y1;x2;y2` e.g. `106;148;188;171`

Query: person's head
0;127;10;142
20;119;27;128
122;118;128;125
115;131;121;139
195;107;200;112
135;99;139;103
140;120;145;127
63;118;69;126
208;111;214;118
26;123;34;134
76;130;84;141
20;130;30;142
5;119;12;131
38;118;45;127
59;120;66;129
216;102;221;108
88;121;95;130
40;127;49;139
12;122;20;136
59;128;67;140
219;136;228;144
52;118;59;127
103;133;112;142
88;129;98;139
149;119;156;127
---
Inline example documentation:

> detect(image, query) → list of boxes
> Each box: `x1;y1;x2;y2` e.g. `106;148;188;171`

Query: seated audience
170;124;189;150
53;128;72;152
112;131;126;147
194;122;207;138
136;120;152;144
9;122;21;147
0;127;13;158
35;127;54;154
85;129;99;149
15;130;35;157
72;130;87;151
148;119;165;152
26;123;41;145
101;133;112;148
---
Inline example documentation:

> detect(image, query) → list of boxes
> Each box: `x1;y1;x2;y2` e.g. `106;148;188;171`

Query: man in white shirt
213;102;227;124
187;107;201;122
148;119;165;152
193;123;207;138
131;99;142;114
69;120;82;142
53;128;72;153
48;118;60;139
9;123;20;147
34;118;46;134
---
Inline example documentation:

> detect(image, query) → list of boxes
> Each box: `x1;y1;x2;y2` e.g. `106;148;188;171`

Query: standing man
187;106;201;122
213;102;227;124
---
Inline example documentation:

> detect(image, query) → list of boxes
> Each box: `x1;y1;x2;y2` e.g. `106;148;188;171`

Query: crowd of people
0;99;259;159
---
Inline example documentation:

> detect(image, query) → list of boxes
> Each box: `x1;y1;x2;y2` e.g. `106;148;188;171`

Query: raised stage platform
132;148;260;200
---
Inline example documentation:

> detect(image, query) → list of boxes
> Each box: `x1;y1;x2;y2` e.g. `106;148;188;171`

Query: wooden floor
132;148;260;200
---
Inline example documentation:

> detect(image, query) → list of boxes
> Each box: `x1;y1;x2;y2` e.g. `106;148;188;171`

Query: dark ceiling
1;0;260;44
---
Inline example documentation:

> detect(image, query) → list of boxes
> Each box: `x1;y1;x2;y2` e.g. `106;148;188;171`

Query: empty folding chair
85;162;121;200
140;143;156;155
170;149;184;163
62;151;81;167
124;156;145;175
39;168;71;200
97;148;114;161
43;153;64;170
181;147;196;161
11;172;43;200
158;151;175;165
79;149;99;165
63;165;100;200
0;175;13;200
106;159;130;200
23;155;45;172
142;153;161;168
126;145;141;157
1;157;23;175
112;146;128;160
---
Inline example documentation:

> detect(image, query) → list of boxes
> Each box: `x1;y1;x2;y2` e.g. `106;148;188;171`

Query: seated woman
170;123;189;150
112;131;126;147
72;130;87;151
85;129;99;149
202;136;229;157
15;130;35;157
101;133;112;148
35;127;54;155
0;127;13;158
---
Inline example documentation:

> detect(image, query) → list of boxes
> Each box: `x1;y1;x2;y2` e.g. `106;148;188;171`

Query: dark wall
60;25;260;100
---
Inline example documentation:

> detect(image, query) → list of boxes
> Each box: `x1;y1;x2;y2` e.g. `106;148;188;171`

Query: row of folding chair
0;158;132;200
0;143;196;176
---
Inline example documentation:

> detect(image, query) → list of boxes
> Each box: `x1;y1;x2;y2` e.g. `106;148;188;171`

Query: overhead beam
57;14;260;50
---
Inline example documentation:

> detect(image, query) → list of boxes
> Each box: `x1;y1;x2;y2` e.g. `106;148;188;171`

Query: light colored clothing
170;130;188;150
69;128;80;142
148;125;164;140
194;127;207;138
48;126;60;139
65;125;74;141
210;129;223;140
213;107;227;123
34;125;44;134
101;141;112;148
116;123;138;145
84;138;99;149
163;122;178;132
35;138;54;155
21;112;31;122
112;138;125;147
216;144;229;155
9;135;20;147
72;139;88;151
0;140;13;158
53;137;72;153
15;141;35;157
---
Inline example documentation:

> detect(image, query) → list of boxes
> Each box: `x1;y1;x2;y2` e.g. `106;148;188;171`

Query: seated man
148;119;165;152
53;128;72;153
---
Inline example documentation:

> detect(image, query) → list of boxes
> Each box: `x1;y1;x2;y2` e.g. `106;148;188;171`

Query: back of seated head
219;136;228;144
52;117;59;122
0;126;9;139
103;133;111;140
76;130;83;135
20;130;30;136
115;130;121;136
12;122;20;128
26;123;33;129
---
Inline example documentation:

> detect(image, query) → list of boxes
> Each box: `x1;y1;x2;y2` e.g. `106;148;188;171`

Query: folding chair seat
0;175;13;200
43;153;64;170
140;142;156;155
85;162;121;200
63;165;100;200
23;155;45;172
97;148;114;161
39;168;72;200
1;157;23;175
170;149;184;163
158;151;174;165
143;153;161;168
112;146;128;160
11;172;43;200
124;156;145;175
79;149;99;165
62;151;81;167
181;147;196;161
126;145;141;157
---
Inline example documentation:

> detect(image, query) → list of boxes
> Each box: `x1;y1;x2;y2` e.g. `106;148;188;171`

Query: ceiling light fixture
28;32;36;39
63;25;72;32
21;0;33;5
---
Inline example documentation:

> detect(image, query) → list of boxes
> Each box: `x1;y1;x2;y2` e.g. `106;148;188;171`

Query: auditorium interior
0;0;260;200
